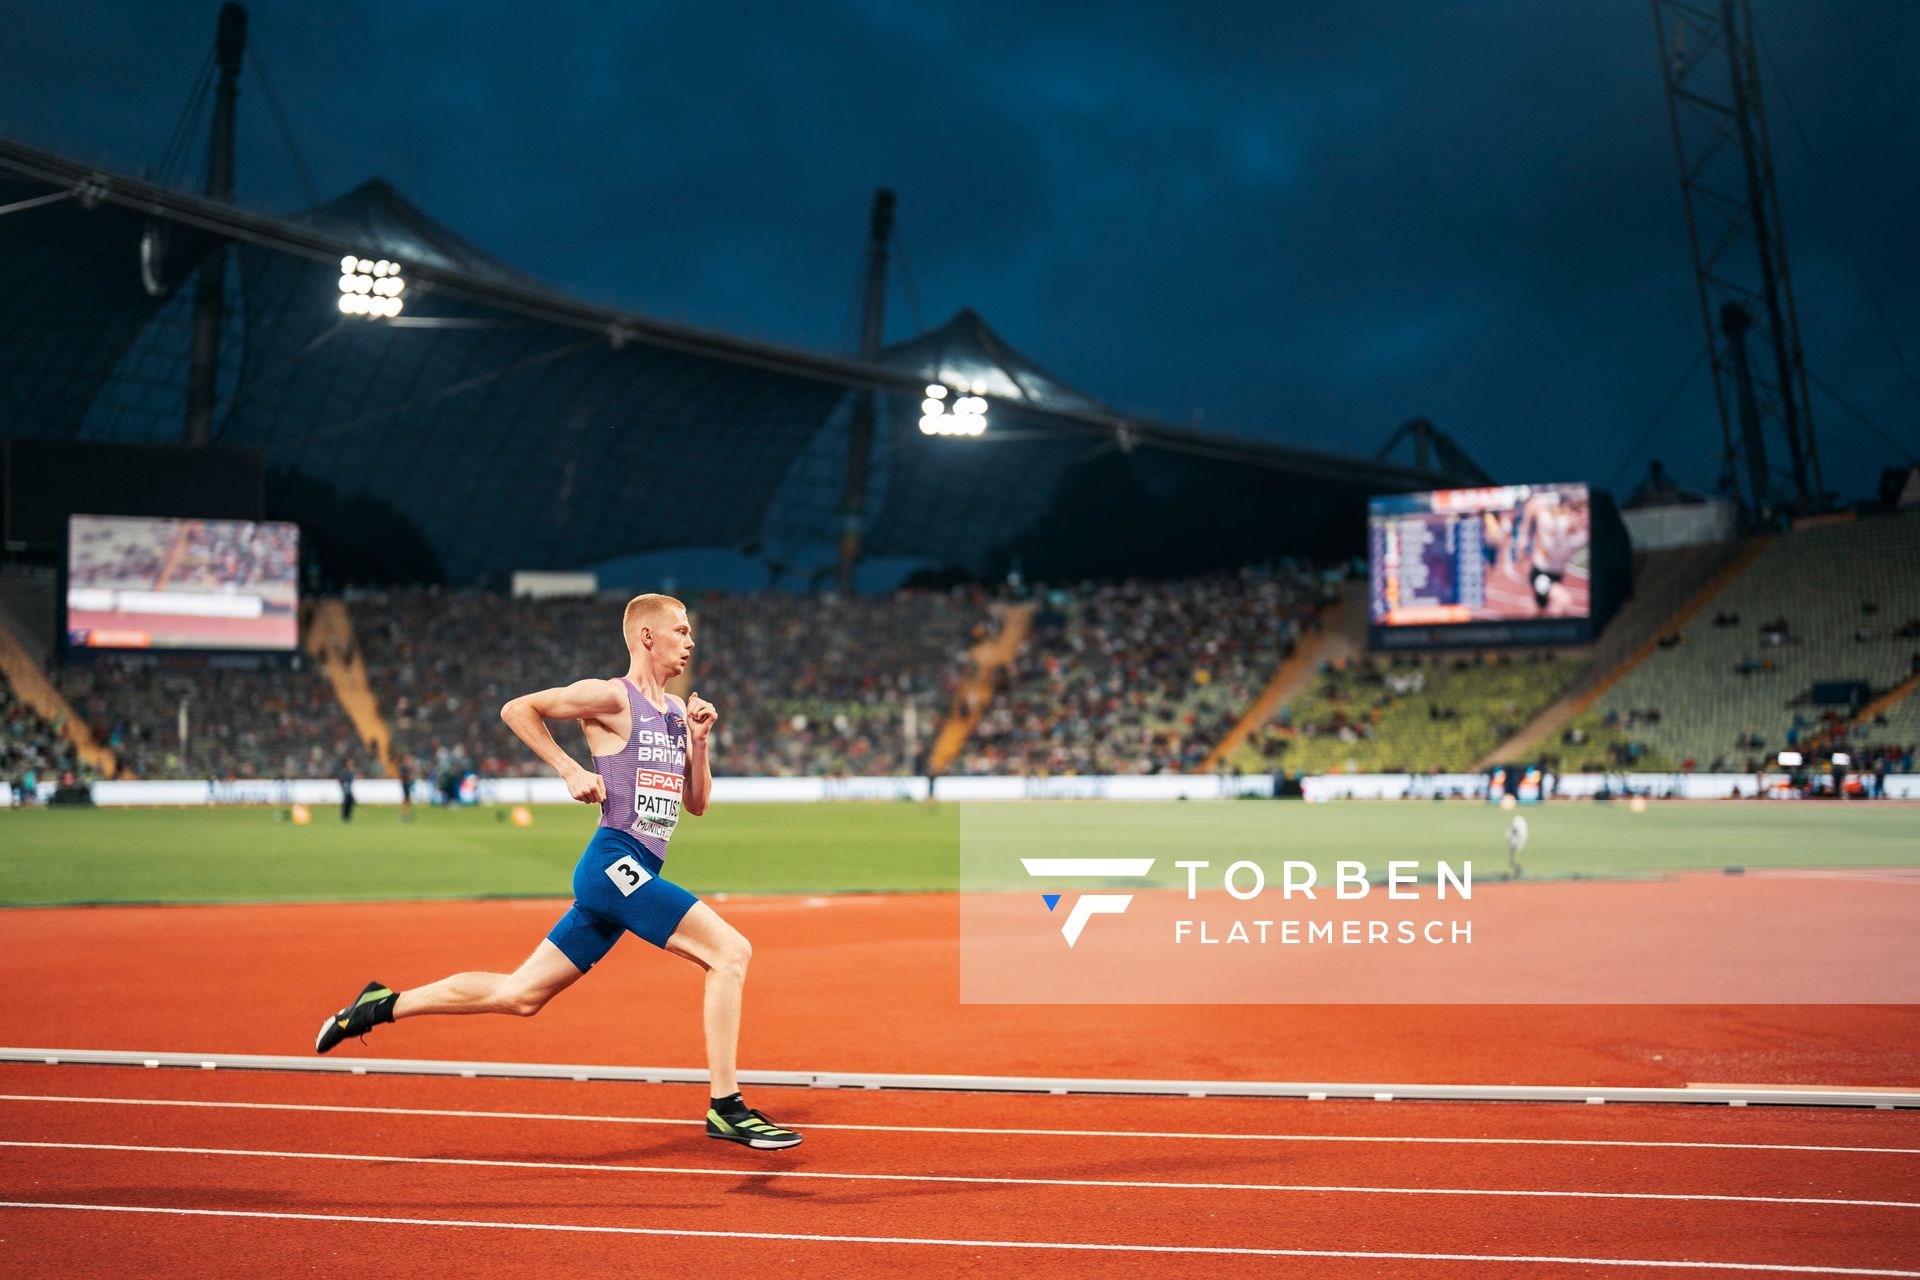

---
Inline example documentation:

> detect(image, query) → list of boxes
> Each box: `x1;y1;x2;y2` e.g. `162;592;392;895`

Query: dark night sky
4;0;1917;501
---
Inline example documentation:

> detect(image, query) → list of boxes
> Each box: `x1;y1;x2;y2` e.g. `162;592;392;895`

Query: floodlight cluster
338;256;406;318
919;382;988;436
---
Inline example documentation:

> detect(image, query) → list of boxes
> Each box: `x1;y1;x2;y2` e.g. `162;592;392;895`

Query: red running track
4;892;1919;1275
3;894;1919;1086
1;1065;1918;1277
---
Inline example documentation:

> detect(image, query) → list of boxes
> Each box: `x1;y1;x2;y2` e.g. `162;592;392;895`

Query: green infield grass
0;798;1913;906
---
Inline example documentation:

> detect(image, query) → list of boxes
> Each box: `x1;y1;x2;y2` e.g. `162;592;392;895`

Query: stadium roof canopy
0;135;1484;586
877;307;1102;417
291;179;536;288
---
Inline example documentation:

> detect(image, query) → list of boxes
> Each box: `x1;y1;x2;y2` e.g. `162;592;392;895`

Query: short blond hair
622;593;686;651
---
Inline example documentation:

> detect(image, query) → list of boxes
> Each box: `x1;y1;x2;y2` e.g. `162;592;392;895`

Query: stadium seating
53;658;372;781
1574;511;1920;771
1;676;93;792
353;587;986;779
1865;690;1920;757
34;515;1918;784
1805;675;1920;780
0;565;58;667
954;568;1326;775
1482;540;1753;765
1547;708;1678;772
1235;650;1584;775
687;589;983;776
353;589;623;782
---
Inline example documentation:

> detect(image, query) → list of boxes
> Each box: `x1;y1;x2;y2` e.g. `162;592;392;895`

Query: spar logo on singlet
631;767;683;841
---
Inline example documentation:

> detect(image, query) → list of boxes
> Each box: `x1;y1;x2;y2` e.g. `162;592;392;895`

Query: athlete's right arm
499;679;624;804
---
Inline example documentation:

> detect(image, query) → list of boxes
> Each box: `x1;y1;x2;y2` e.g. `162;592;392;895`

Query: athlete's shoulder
525;676;626;719
568;676;630;715
664;692;688;715
582;675;629;693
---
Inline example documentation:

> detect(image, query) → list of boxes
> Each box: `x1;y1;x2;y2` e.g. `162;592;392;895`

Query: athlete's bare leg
663;902;752;1096
393;939;585;1019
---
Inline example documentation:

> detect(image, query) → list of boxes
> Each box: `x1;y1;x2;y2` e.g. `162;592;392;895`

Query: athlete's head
622;593;693;674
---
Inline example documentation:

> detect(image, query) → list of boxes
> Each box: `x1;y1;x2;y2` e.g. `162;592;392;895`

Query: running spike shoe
314;980;396;1054
706;1106;804;1150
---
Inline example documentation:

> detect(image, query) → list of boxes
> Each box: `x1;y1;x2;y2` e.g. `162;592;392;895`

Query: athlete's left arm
681;691;716;816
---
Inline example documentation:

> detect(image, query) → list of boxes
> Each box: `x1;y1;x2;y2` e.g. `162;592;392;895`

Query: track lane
6;1100;1918;1205
3;1134;1916;1273
18;1206;1920;1280
0;1207;1293;1280
4;1067;1918;1275
6;1064;1919;1150
5;898;1918;1087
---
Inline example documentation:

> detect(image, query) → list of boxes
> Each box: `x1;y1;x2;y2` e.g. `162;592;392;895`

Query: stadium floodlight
336;255;406;319
919;380;988;436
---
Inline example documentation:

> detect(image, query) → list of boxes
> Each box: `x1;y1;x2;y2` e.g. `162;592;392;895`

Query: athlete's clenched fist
685;691;718;744
564;765;606;804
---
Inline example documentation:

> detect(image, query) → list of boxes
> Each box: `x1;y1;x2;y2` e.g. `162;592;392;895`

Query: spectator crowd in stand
689;589;981;776
65;518;297;595
22;519;1920;788
2;680;94;800
171;520;299;594
956;566;1329;776
1244;649;1575;775
53;657;368;781
354;589;623;785
353;586;986;781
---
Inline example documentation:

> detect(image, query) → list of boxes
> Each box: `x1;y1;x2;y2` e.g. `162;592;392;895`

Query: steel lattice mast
837;187;895;593
1652;0;1820;518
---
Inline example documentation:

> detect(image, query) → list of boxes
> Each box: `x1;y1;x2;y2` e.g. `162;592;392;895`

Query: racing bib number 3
631;768;683;842
605;855;652;897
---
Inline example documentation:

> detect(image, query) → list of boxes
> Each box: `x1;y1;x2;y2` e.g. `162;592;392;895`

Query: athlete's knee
501;982;552;1017
714;931;751;980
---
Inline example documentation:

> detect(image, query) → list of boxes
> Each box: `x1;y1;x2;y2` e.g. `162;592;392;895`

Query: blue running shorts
545;827;701;972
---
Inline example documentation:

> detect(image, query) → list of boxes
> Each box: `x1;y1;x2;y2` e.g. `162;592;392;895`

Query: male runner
1524;494;1580;615
312;594;801;1150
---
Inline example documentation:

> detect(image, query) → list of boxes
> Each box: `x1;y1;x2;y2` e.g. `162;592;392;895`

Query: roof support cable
1606;343;1709;492
305;334;602;443
247;43;319;207
155;47;217;188
1755;18;1920;422
895;236;925;336
1808;370;1918;465
212;317;347;420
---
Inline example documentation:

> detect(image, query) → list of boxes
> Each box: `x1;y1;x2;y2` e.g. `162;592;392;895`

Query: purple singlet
593;677;688;862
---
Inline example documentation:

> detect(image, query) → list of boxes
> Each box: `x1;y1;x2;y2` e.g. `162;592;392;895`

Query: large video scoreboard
66;515;300;652
1369;484;1595;649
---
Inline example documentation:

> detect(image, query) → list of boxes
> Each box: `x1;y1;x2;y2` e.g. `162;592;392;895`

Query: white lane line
4;1141;1916;1209
2;1093;1916;1155
3;1202;1916;1274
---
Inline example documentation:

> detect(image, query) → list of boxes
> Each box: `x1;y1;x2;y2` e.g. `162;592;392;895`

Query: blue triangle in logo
1042;894;1061;912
